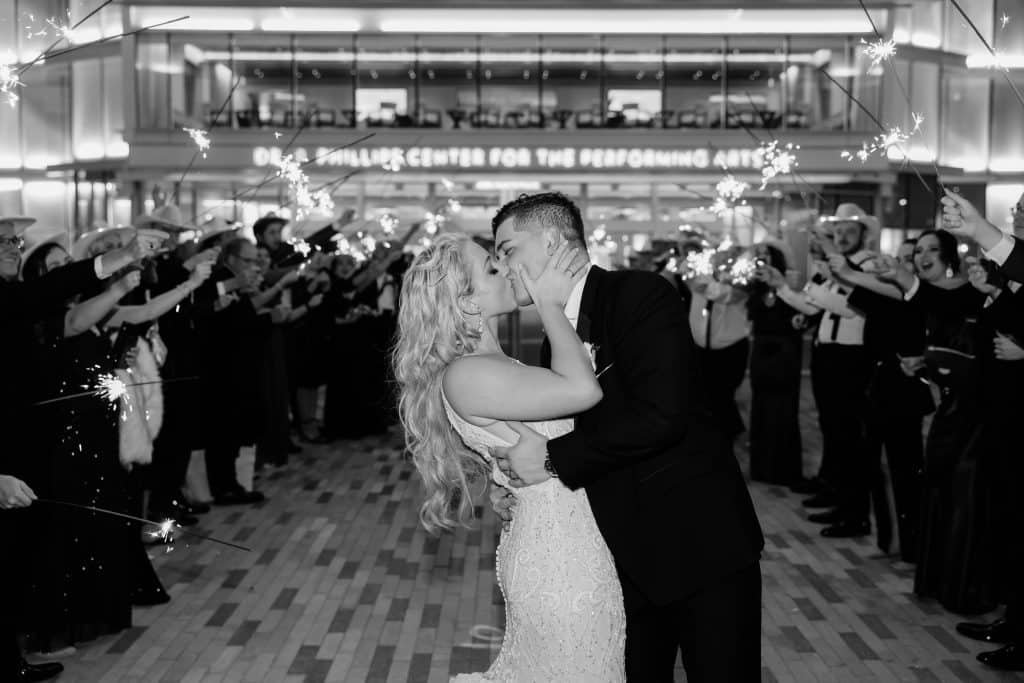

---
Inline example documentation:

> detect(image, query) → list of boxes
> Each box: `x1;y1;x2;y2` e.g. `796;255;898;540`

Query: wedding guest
194;238;275;505
683;251;750;454
781;204;877;538
747;242;808;488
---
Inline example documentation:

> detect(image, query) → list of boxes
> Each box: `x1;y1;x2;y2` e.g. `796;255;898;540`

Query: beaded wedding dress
442;389;626;682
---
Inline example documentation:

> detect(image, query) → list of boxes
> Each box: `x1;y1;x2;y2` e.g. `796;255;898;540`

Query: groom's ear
543;227;560;255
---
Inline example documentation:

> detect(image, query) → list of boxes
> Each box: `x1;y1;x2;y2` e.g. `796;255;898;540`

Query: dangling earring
945;266;954;279
477;314;485;336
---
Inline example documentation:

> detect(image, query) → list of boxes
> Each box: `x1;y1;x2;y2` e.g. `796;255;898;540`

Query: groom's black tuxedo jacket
542;266;764;610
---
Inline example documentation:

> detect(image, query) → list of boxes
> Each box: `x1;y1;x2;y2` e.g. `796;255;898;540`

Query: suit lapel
539;266;608;370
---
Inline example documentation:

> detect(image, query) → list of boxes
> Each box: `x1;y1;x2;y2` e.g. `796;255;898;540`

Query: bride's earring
945;266;954;279
477;314;485;336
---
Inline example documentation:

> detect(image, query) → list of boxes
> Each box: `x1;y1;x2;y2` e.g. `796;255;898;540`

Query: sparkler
290;239;312;257
758;141;800;190
34;376;198;407
183;128;211;159
860;37;896;71
0;58;23;108
94;373;128;403
379;214;399;236
37;499;251;552
275;153;336;219
684;249;715;278
728;256;757;286
712;175;749;216
1002;13;1011;29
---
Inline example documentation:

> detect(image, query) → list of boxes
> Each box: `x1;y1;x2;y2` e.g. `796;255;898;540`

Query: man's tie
704;300;714;350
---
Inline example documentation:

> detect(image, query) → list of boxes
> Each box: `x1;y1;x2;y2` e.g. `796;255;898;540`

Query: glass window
723;37;786;131
907;62;940;161
356;35;415;127
989;73;1024;171
664;36;723;129
603;36;662;128
296;35;355;129
417;34;477;129
538;35;601;131
945;0;994;54
940;68;989;171
996;0;1024;52
21;63;70;169
104;57;128;158
477;35;542;129
73;59;105;159
232;34;295;129
135;34;171;129
172;35;233;128
893;0;943;48
880;59;912;132
788;36;854;131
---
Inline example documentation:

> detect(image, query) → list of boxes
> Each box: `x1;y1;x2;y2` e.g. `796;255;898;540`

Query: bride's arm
445;244;599;422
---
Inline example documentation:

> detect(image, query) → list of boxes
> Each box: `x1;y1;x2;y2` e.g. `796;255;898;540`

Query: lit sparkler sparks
94;373;128;403
860;37;897;70
440;177;456;192
148;518;178;543
183;127;211;158
379;213;399;235
684;249;715;278
728;256;757;286
758;141;800;190
290;239;312;257
275;154;335;219
1002;13;1011;29
712;176;749;216
0;57;23;108
447;198;462;213
840;114;923;164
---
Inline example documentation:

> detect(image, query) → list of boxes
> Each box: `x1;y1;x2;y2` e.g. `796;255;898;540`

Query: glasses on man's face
0;236;24;250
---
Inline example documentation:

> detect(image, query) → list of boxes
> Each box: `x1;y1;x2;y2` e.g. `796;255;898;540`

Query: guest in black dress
900;231;996;614
747;243;807;487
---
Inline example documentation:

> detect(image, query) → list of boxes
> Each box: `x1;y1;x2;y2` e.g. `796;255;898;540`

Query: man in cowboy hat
1;216;163;682
779;202;878;539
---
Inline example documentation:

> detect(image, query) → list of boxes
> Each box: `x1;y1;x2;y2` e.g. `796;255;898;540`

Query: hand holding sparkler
0;475;36;509
183;247;219;272
826;253;854;280
874;254;915;291
994;333;1024;361
754;263;786;289
940;190;1004;251
187;260;214;287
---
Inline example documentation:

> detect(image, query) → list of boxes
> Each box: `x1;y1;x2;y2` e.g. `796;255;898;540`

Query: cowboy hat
197;215;239;249
20;228;70;276
818;203;881;241
252;214;289;240
132;204;194;233
0;216;37;236
71;226;137;261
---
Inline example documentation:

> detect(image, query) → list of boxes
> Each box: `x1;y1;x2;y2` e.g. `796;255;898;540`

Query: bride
393;233;626;681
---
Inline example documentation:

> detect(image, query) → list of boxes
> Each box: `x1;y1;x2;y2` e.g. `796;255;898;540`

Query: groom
492;192;764;682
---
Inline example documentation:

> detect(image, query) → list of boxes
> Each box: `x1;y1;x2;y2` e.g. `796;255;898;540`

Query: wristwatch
543;455;559;479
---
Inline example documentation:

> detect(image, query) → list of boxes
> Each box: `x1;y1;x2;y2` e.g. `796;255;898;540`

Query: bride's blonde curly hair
393;233;489;534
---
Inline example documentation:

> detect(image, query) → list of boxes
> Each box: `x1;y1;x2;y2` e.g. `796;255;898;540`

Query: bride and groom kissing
393;192;765;682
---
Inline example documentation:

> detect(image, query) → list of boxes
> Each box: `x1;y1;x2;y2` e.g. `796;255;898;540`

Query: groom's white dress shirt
564;263;593;366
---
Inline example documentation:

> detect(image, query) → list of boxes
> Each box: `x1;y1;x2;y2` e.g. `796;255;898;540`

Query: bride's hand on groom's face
516;242;584;308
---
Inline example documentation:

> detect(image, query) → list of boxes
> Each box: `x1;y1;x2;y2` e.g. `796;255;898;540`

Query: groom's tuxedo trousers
541;266;765;682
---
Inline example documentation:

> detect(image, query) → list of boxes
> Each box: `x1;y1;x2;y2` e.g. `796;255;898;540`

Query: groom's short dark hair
492;192;587;250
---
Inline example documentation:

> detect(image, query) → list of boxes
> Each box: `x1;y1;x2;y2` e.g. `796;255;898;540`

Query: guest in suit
194;238;275;505
491;192;764;682
747;242;808;488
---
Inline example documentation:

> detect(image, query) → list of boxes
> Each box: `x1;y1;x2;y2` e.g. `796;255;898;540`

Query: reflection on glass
990;74;1024;171
296;38;354;128
136;35;171;129
21;64;70;168
357;36;414;127
941;68;989;171
664;37;723;129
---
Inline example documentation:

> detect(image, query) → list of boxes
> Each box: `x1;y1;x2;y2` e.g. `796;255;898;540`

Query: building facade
1;0;1023;253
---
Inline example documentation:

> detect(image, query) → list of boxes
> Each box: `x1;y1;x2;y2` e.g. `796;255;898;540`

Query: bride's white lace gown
442;391;626;682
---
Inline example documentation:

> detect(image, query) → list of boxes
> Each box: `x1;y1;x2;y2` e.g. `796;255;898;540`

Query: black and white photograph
1;0;1024;681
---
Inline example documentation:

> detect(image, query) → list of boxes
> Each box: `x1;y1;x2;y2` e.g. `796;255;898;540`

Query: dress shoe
820;521;871;538
977;644;1024;671
957;617;1016;644
17;659;63;682
807;509;844;524
802;492;838;509
213;489;266;506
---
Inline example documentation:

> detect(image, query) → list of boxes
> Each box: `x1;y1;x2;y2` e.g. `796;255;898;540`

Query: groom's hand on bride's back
493;422;550;488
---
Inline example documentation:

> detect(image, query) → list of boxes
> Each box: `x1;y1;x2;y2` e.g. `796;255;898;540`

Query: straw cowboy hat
818;203;881;247
0;216;37;236
71;224;137;261
197;215;240;249
20;227;70;276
